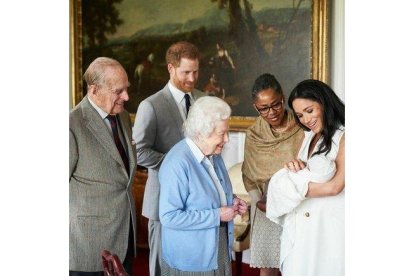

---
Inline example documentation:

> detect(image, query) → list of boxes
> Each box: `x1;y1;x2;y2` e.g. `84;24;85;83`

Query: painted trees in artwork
211;0;266;65
82;0;124;50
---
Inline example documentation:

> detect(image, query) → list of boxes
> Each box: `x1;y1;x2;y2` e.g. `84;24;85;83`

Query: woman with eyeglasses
266;79;345;276
242;73;304;276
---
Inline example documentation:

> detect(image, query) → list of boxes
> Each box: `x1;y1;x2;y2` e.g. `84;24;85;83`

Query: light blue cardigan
159;139;234;272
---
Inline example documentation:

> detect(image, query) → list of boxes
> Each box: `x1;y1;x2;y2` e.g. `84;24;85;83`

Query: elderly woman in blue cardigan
158;96;248;275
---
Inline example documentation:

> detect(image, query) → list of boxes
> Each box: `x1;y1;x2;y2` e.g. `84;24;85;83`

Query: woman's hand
220;206;237;222
233;197;248;215
284;159;306;172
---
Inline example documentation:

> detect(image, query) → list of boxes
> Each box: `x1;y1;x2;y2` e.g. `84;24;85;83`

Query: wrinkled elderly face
92;65;129;114
292;98;324;134
200;120;229;155
168;58;199;92
254;88;286;128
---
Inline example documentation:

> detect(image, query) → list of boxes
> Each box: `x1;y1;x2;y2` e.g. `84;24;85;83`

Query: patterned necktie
184;94;191;117
107;115;130;175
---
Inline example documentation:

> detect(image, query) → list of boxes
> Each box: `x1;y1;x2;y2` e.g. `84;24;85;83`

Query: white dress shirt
168;81;194;120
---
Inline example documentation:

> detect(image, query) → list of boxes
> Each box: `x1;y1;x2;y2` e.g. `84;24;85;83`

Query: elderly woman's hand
284;158;306;172
219;206;237;222
233;197;248;215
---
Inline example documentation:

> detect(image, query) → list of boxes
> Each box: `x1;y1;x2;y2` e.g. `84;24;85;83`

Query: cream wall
331;0;345;101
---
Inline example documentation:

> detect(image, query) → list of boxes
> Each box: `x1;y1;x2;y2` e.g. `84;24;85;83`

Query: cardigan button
304;212;310;217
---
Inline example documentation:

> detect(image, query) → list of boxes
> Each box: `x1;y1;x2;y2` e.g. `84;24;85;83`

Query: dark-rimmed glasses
255;99;284;115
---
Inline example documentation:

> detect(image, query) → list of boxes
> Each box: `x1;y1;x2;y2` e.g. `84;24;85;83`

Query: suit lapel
161;86;184;136
81;98;127;175
118;113;135;179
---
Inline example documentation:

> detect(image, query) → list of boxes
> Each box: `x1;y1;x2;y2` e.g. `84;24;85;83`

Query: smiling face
292;98;324;134
91;65;130;115
254;88;286;129
168;57;199;92
200;120;229;155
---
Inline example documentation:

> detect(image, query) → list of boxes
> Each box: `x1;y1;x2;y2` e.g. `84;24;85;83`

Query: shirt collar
185;138;207;164
168;81;193;104
87;96;109;119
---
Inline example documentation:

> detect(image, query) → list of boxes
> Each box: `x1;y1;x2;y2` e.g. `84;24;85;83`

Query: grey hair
83;57;122;90
183;96;231;140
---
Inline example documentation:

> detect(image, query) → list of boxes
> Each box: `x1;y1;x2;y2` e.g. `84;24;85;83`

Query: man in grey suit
132;41;204;276
70;57;137;275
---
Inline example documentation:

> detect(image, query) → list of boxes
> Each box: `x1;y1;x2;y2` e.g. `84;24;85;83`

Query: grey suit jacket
69;97;137;271
132;84;204;220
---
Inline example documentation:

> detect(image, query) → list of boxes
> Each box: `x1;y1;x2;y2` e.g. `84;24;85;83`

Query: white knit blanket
266;154;336;225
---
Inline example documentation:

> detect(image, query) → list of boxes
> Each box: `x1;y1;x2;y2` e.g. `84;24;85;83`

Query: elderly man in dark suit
69;57;137;275
132;41;204;276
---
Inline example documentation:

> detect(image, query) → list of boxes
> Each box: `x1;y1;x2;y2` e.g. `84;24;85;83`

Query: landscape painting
71;0;328;129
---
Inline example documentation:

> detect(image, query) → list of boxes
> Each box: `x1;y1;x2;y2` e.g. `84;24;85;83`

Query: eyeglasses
255;99;284;115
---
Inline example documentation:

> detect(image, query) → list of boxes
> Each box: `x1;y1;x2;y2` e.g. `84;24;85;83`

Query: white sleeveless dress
267;127;345;276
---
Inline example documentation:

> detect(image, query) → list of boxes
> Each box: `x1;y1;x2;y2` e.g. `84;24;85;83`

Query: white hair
83;57;123;90
183;96;231;140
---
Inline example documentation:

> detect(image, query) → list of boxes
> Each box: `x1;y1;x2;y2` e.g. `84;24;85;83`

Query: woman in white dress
266;79;345;276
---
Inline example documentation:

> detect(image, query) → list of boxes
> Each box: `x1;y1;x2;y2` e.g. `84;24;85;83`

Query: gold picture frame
70;0;329;131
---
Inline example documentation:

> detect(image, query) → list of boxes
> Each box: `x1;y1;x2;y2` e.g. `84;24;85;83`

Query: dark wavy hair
251;73;283;100
288;79;345;156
